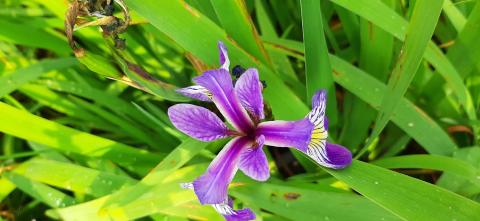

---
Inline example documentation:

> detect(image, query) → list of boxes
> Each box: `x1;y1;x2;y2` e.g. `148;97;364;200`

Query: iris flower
168;42;352;220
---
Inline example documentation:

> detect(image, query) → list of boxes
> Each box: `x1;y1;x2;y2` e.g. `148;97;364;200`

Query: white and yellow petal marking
306;90;329;165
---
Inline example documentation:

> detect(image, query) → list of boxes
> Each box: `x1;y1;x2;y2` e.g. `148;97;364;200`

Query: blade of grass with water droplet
339;1;395;151
232;182;401;221
331;0;476;127
259;38;457;155
325;160;480;220
360;0;444;157
330;55;457;155
14;158;136;198
0;19;70;55
5;172;77;208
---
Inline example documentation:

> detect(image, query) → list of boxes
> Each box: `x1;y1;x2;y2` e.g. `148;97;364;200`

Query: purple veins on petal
235;68;265;121
168;104;228;141
193;137;252;204
307;143;352;169
194;69;254;133
218;41;230;71
212;198;256;221
304;90;352;169
238;135;270;181
311;89;327;110
176;85;212;102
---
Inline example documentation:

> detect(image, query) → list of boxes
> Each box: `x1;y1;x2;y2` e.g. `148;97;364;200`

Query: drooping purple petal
304;90;351;169
176;85;212;102
193;137;252;204
238;135;269;181
256;118;314;152
218;41;230;71
168;104;228;141
194;69;254;133
212;199;256;221
235;68;264;121
307;142;352;169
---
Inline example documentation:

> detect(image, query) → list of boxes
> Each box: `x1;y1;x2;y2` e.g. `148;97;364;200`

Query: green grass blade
326;160;480;220
125;0;309;120
373;154;480;187
0;19;70;55
46;139;211;219
363;0;444;157
232;183;400;220
259;39;457;155
100;138;211;211
330;55;457;155
300;0;338;126
210;0;270;65
112;50;190;102
445;2;480;143
443;0;466;31
0;178;15;202
0;58;77;98
338;3;394;150
331;0;476;126
436;146;480;197
5;172;77;208
15;158;136;197
255;0;305;99
0;102;162;174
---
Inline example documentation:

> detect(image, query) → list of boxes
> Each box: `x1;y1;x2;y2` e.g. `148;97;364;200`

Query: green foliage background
0;0;480;220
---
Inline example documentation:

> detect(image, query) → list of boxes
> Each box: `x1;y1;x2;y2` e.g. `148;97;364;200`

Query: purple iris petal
304;90;352;169
311;89;326;109
176;85;212;102
238;135;270;181
324;117;329;131
235;68;264;121
213;198;256;221
256;118;314;152
223;208;256;221
307;143;352;169
194;69;254;133
168;104;228;141
218;41;230;71
193;137;252;204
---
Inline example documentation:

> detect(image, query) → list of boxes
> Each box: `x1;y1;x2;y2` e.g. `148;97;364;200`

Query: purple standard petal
256;118;314;152
307;143;352;169
194;69;254;133
168;104;228;141
218;41;230;71
193;137;252;204
235;68;264;121
176;85;212;102
238;135;269;181
212;200;256;221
